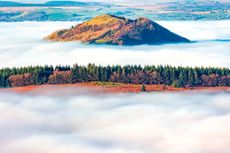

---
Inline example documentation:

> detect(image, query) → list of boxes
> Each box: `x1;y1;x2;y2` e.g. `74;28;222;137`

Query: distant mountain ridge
0;1;107;7
46;14;190;45
1;0;229;21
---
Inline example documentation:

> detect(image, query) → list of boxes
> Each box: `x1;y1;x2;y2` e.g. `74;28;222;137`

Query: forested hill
0;64;229;88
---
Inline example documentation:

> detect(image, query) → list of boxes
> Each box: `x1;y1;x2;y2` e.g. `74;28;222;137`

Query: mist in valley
0;21;230;68
0;19;230;153
0;90;230;153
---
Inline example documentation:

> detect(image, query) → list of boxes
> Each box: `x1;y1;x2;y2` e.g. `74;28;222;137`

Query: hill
0;1;24;7
46;14;190;45
0;1;106;7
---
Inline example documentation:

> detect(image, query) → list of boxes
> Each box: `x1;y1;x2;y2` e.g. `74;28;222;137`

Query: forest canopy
0;63;229;88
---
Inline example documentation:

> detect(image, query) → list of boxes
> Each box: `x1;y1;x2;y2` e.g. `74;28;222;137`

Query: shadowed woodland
0;63;229;88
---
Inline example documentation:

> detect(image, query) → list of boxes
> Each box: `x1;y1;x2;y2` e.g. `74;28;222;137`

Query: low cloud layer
0;21;230;68
0;90;229;153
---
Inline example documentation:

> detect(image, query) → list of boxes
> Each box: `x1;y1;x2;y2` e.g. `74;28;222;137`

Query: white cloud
0;21;229;68
0;90;229;153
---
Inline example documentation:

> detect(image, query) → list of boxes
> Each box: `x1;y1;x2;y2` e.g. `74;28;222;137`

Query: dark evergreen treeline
0;63;229;88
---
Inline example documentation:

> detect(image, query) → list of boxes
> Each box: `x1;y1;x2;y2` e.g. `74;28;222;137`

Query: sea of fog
0;20;230;153
0;20;230;68
0;90;230;153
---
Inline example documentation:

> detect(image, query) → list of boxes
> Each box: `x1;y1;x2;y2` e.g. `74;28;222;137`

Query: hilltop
46;14;190;45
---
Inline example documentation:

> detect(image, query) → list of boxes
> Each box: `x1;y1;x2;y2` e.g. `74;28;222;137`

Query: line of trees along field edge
0;63;229;88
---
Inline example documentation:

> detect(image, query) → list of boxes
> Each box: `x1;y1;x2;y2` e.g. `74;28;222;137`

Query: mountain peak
46;15;190;45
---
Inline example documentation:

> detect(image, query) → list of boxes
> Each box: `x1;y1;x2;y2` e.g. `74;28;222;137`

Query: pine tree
188;69;195;86
178;71;187;87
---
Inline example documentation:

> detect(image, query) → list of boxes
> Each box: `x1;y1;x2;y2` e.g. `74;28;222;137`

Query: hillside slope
46;14;190;45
